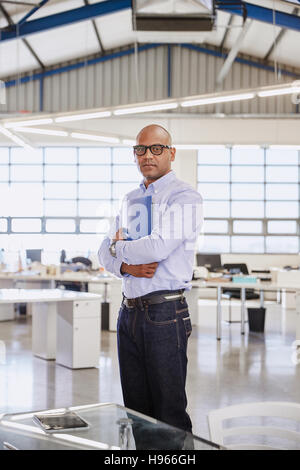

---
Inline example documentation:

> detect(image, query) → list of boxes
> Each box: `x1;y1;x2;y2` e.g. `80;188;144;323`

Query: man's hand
121;262;158;278
113;228;124;241
116;229;159;278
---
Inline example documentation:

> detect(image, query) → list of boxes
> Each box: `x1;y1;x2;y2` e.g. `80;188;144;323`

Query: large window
0;147;140;263
198;146;300;253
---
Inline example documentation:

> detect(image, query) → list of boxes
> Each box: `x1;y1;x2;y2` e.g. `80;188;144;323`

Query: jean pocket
145;302;176;325
182;316;192;338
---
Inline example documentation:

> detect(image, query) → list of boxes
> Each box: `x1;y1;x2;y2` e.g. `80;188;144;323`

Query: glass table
0;403;221;450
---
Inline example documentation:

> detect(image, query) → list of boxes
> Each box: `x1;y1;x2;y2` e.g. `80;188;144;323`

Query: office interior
1;0;300;450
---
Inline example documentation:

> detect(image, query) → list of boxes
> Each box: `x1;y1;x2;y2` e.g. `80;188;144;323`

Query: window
233;220;263;234
231;184;264;200
0;218;7;232
198;146;300;253
79;165;111;182
0;147;140;259
46;219;76;233
0;148;9;163
80;219;110;234
204;220;228;233
11;219;41;233
268;221;297;234
231;236;264;253
197;183;229;200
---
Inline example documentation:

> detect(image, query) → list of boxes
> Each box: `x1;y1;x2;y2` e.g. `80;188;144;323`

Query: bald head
136;124;172;146
134;124;175;188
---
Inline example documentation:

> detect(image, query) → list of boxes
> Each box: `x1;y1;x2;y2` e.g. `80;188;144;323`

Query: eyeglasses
133;144;171;157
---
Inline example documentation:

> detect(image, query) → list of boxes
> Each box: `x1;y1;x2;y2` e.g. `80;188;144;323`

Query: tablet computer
33;411;89;433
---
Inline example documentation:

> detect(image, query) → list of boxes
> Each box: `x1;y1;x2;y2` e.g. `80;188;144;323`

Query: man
98;124;203;433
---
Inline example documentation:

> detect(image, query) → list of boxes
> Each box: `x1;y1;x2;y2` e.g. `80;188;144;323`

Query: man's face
134;128;175;182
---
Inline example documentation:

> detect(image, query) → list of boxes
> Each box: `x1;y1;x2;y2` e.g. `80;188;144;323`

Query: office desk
0;403;220;450
0;289;102;369
0;273;122;331
187;280;300;341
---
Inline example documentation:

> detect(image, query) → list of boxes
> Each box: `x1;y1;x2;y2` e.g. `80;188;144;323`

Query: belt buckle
128;299;135;308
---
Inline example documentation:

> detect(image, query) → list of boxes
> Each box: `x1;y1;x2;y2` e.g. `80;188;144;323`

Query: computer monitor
196;253;222;271
26;249;42;263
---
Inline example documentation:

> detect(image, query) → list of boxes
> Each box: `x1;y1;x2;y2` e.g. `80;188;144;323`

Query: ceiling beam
216;19;252;86
17;0;51;26
83;0;105;53
0;0;131;42
264;7;298;61
219;14;234;51
22;37;45;68
0;1;37;6
218;1;300;32
0;2;45;68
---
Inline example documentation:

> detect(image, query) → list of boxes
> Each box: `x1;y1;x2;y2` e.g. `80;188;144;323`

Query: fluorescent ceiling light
0;126;33;150
71;132;120;143
181;93;255;107
4;118;53;128
55;111;112;123
15;127;69;137
258;87;300;97
113;102;178;115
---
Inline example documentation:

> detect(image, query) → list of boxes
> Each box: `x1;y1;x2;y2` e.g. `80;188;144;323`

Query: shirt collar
139;170;176;193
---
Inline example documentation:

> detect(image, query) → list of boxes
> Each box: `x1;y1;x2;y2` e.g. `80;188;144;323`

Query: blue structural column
39;75;44;112
167;45;172;98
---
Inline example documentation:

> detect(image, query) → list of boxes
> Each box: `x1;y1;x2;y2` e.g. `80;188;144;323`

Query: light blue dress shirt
98;170;203;299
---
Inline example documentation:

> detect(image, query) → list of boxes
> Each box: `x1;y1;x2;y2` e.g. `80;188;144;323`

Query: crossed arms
98;190;203;279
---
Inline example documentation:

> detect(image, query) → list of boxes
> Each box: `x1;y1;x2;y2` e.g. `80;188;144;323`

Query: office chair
208;401;300;450
223;263;249;275
222;263;259;301
71;257;92;268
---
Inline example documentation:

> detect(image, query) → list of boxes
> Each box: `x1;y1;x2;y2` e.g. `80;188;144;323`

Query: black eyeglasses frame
133;144;172;157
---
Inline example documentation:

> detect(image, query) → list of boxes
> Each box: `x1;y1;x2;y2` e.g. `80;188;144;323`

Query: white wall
172;149;198;188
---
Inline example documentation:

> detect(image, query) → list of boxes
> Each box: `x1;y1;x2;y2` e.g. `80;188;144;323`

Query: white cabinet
0;303;15;321
32;302;57;360
277;270;300;309
56;299;101;369
0;280;15;320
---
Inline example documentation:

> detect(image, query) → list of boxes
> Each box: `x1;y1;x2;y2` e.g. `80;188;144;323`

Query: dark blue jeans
117;290;193;433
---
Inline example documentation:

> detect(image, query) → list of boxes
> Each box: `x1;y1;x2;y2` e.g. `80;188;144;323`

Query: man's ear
170;147;176;162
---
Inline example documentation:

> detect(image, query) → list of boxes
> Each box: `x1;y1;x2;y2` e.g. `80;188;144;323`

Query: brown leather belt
122;289;185;309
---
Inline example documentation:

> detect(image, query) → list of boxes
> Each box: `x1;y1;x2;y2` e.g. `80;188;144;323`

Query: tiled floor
0;304;300;448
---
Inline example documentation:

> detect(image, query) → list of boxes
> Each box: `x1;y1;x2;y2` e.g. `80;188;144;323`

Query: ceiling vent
132;0;216;32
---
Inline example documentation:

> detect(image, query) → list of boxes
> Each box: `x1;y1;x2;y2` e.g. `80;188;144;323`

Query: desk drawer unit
56;300;101;369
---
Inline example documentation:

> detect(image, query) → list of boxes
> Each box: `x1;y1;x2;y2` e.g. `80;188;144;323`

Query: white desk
187;280;300;341
0;273;123;332
0;289;102;369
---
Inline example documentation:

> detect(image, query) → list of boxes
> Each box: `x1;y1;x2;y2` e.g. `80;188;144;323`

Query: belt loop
138;297;144;311
180;289;184;304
